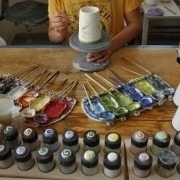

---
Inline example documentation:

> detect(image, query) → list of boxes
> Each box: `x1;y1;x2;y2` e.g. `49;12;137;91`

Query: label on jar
24;128;33;136
65;131;74;139
61;149;71;159
84;150;95;161
38;147;48;156
4;126;14;135
107;152;118;162
135;131;145;140
86;131;95;140
0;144;5;152
44;129;54;137
139;152;150;162
16;146;26;155
156;131;168;140
108;133;119;142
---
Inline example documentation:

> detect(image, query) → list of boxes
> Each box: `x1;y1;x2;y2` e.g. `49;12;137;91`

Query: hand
51;11;71;34
86;49;112;63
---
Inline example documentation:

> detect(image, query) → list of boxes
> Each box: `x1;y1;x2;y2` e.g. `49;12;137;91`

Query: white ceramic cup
79;6;101;43
145;0;157;6
172;106;180;131
173;83;180;107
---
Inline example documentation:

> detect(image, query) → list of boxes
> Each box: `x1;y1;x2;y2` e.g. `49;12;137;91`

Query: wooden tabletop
0;45;179;140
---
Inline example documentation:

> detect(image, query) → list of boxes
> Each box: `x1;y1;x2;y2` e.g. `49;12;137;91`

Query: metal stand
69;31;112;72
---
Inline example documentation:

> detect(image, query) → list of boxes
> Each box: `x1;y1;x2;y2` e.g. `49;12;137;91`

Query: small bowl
21;108;36;119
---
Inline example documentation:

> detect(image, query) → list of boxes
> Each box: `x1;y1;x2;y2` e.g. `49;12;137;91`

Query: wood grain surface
0;46;179;140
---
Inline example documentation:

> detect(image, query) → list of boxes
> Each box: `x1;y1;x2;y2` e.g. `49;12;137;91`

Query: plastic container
36;145;55;173
0;143;15;169
42;128;59;152
156;150;177;178
15;145;34;171
59;148;76;174
129;130;148;155
151;131;170;156
133;151;152;178
171;131;180;156
21;127;40;151
103;151;121;178
83;130;100;153
62;130;80;153
0;94;14;126
104;132;121;153
81;150;99;176
2;125;20;150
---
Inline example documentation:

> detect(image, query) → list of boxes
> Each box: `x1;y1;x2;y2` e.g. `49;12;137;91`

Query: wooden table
0;45;179;140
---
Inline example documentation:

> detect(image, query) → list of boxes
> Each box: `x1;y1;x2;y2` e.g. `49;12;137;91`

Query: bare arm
48;11;71;44
87;7;142;62
110;7;142;53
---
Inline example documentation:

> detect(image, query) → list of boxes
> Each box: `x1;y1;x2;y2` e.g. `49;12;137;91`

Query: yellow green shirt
48;0;143;37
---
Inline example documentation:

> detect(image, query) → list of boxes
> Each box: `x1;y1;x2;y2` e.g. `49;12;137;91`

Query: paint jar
83;130;100;153
156;150;177;178
2;125;20;150
59;148;76;174
36;145;55;173
151;131;170;156
103;151;121;178
42;128;59;152
15;145;35;171
11;107;28;132
81;150;99;176
62;130;80;153
129;130;148;155
0;94;14;126
177;159;180;174
133;151;152;178
104;132;121;153
0;143;15;169
0;124;4;144
21;127;40;151
171;131;180;156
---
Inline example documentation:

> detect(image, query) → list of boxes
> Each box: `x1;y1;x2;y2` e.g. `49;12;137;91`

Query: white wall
0;0;48;44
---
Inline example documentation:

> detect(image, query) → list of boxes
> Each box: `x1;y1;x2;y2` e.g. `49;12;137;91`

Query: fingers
86;51;110;63
51;11;71;31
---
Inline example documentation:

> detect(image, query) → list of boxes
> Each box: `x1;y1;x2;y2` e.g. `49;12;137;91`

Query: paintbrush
122;57;152;75
83;84;94;112
21;69;47;90
93;72;120;93
34;70;60;93
85;73;114;96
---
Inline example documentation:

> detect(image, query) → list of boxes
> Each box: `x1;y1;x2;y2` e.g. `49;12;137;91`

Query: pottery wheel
69;31;112;72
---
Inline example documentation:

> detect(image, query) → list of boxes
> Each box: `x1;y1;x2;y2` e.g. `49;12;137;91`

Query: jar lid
59;148;76;166
0;143;11;160
134;151;152;170
157;150;177;169
153;131;170;148
104;151;121;170
62;130;78;146
83;130;99;147
42;128;58;144
131;130;148;148
21;127;38;143
36;145;53;164
15;145;32;162
3;125;18;141
174;131;180;147
0;94;14;110
105;132;121;149
81;150;98;168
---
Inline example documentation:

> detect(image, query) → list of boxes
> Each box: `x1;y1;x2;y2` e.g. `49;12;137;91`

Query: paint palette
81;74;174;126
0;72;77;127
